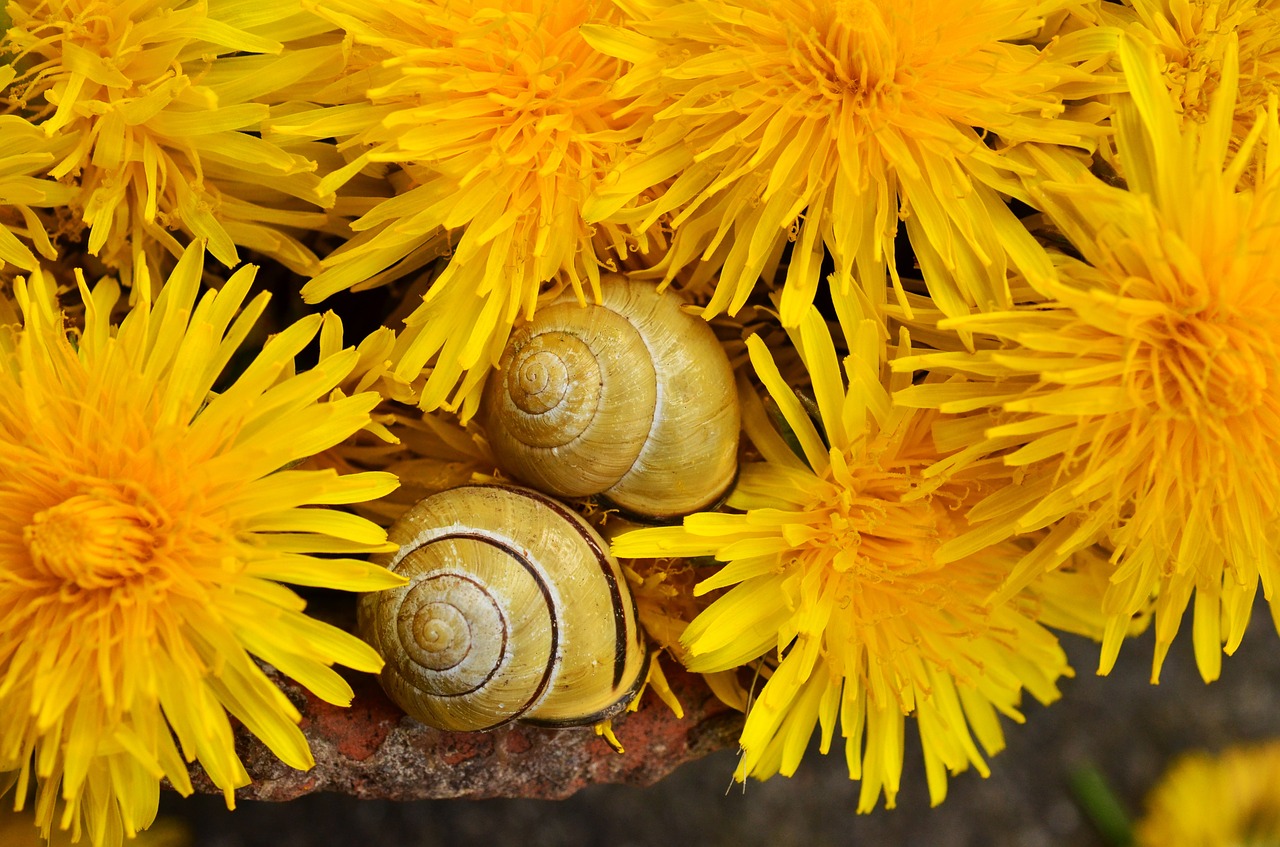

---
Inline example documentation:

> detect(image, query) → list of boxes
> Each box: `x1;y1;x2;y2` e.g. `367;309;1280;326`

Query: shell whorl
358;485;648;732
502;331;603;440
396;573;507;685
486;295;659;497
482;274;739;519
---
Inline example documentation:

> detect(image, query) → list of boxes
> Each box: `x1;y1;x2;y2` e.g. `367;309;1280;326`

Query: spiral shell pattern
481;274;739;520
358;484;649;731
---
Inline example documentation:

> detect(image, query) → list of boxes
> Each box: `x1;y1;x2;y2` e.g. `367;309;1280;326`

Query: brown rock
189;662;742;802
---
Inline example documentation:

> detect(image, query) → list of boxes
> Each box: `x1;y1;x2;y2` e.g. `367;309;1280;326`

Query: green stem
1070;765;1135;847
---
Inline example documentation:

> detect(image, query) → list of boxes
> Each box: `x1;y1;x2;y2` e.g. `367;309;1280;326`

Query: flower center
811;448;949;582
24;491;163;590
1134;310;1270;421
448;7;620;178
776;1;901;120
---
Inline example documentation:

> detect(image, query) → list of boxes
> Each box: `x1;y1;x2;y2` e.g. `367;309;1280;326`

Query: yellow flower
1106;0;1280;181
1136;741;1280;847
2;0;345;275
621;555;750;717
893;35;1279;683
0;244;404;846
613;307;1070;811
0;802;188;847
1035;542;1154;645
582;0;1115;328
289;0;653;418
0;96;77;272
308;404;498;526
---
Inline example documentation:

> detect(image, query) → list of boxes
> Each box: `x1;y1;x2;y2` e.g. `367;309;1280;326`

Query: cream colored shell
481;273;739;520
358;484;649;732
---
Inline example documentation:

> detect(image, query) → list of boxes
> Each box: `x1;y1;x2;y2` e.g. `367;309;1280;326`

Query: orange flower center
774;1;902;117
24;491;163;589
1131;309;1271;421
401;2;625;182
806;443;964;586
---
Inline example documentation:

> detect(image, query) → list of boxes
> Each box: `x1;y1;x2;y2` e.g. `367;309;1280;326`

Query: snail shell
480;273;739;521
358;484;649;731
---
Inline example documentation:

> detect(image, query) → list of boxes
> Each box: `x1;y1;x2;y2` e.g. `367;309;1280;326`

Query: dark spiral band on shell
358;484;650;732
396;534;559;727
472;484;631;691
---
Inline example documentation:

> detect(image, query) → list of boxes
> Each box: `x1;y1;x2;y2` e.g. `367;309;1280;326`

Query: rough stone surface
188;659;741;803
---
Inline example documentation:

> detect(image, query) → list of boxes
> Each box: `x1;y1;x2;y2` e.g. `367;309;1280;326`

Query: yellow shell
481;273;739;520
358;484;649;731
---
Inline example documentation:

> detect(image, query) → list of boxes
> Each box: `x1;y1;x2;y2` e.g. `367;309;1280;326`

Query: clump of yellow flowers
1;0;1277;844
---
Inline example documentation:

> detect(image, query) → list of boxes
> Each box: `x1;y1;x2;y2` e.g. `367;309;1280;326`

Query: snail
358;484;649;731
480;273;739;521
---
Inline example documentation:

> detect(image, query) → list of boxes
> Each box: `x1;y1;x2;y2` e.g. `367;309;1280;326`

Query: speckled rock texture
188;661;741;802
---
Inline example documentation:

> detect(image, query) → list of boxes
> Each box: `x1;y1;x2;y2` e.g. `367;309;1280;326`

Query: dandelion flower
0;244;405;845
0;95;77;272
291;0;653;418
1034;542;1154;645
1136;741;1280;847
308;404;498;526
613;307;1070;811
292;312;502;524
893;34;1280;683
1106;0;1280;180
582;0;1115;328
0;802;188;847
2;0;346;275
621;556;750;718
